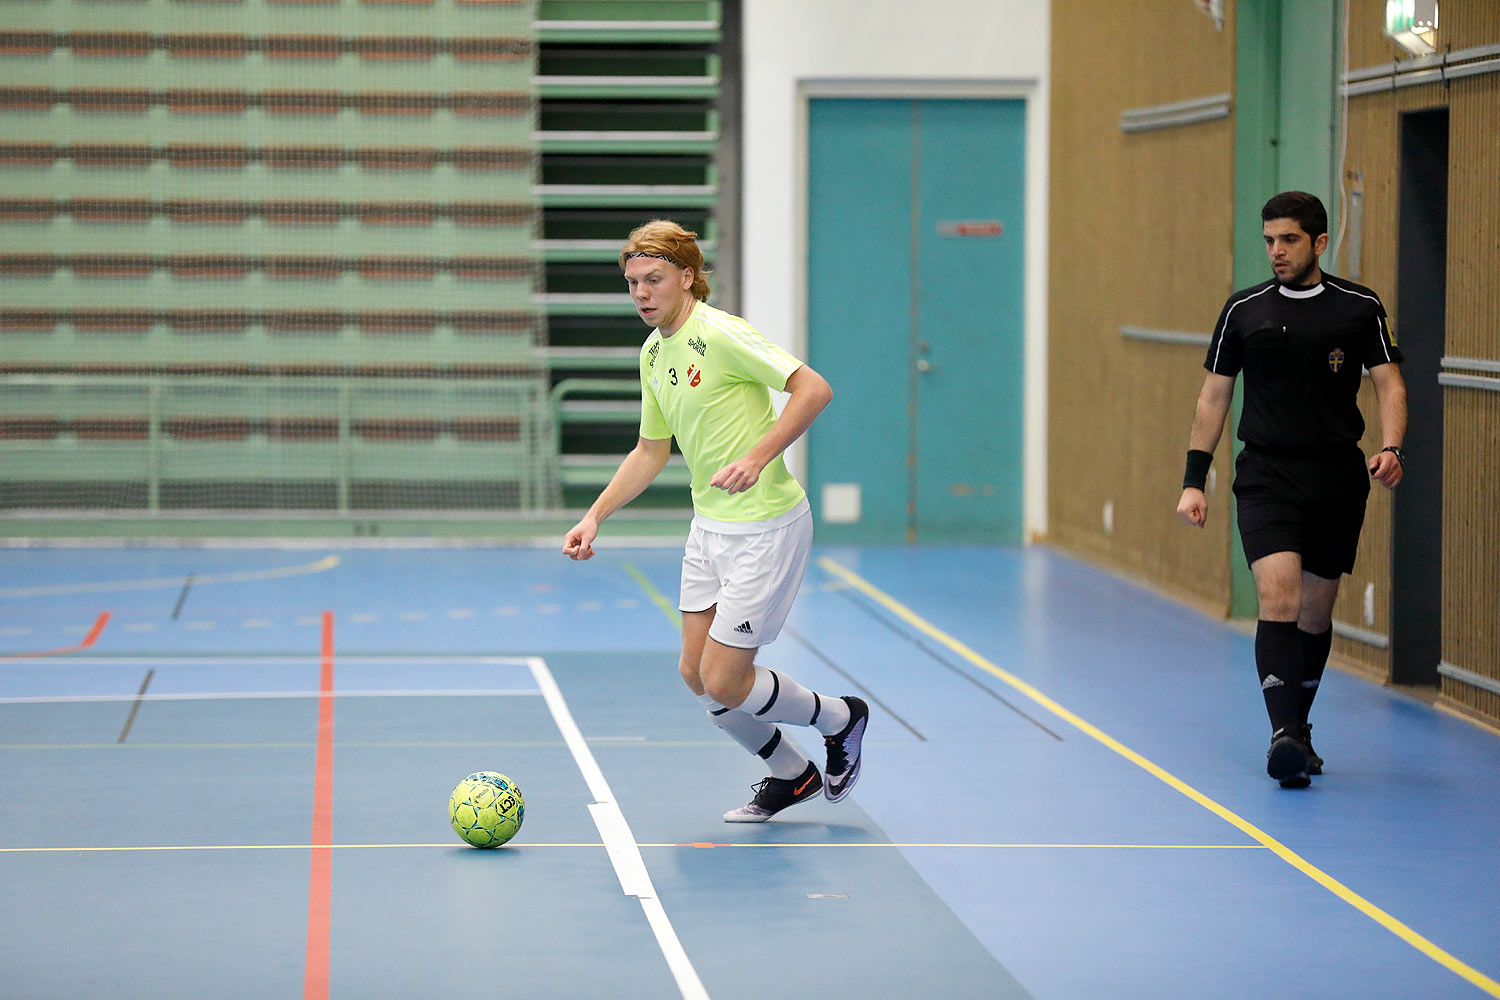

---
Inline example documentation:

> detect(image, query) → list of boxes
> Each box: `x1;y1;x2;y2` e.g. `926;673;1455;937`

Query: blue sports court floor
2;543;1498;999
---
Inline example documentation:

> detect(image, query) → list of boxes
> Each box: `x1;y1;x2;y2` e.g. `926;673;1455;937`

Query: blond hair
620;219;711;301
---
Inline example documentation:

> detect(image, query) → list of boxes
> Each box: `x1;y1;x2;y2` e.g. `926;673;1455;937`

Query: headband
624;251;680;266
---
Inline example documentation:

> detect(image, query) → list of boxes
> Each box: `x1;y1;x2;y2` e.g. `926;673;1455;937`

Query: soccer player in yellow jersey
563;219;869;821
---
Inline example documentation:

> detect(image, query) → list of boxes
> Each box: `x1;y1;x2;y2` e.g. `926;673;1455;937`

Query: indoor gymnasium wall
1337;1;1500;718
1325;72;1440;682
1052;1;1500;724
1047;3;1237;614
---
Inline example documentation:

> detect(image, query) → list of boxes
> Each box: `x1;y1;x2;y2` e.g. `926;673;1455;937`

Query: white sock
743;667;850;736
699;692;807;779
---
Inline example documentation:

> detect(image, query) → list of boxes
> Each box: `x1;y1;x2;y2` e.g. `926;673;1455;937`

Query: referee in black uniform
1176;191;1407;788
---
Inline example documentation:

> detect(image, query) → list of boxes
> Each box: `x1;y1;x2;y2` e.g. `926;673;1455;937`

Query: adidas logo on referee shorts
734;620;754;635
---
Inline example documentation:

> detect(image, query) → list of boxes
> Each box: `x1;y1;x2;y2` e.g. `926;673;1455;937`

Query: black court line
782;625;926;741
170;574;194;620
830;584;1066;741
116;668;155;744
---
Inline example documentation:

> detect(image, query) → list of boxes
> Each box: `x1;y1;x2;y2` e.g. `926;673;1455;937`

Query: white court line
0;689;540;705
527;656;709;1000
0;554;340;598
0;655;538;666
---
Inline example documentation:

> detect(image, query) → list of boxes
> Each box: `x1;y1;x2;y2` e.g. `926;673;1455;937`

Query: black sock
1297;626;1333;724
1255;620;1303;734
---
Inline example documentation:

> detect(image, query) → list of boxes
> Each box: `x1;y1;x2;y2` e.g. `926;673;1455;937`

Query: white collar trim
1278;282;1325;299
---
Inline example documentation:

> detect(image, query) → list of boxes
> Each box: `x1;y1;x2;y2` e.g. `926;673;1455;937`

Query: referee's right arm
1177;372;1235;527
1187;373;1235;455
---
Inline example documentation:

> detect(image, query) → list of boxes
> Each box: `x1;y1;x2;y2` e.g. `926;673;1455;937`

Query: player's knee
701;668;751;711
678;659;704;696
701;673;736;709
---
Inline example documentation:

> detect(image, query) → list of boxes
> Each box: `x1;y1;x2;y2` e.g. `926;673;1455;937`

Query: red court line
303;610;335;1000
0;611;111;659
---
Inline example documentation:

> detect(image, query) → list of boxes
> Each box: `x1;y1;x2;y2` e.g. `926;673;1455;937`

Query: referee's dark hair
1261;191;1328;239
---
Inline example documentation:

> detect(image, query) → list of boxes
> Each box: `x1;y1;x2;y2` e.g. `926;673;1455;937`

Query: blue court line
817;555;1500;999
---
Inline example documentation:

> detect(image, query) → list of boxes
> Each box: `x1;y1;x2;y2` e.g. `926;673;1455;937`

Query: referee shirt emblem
1328;347;1346;373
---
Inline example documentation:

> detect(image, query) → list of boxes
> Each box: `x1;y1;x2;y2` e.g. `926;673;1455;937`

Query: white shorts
679;499;812;649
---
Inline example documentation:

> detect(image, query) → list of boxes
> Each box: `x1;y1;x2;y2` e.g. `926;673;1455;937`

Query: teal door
807;98;1026;543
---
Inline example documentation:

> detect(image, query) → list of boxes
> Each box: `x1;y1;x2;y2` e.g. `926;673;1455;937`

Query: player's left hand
709;458;763;494
1369;450;1403;489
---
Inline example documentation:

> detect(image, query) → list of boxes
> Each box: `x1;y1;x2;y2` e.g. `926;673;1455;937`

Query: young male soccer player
562;219;869;821
1176;191;1406;788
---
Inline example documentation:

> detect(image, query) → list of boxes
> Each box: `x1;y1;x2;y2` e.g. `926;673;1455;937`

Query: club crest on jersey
685;364;703;387
1328;347;1346;373
688;336;707;356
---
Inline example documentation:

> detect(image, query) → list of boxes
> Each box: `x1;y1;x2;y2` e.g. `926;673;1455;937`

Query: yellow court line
817;555;1500;998
0;842;1267;854
0;554;341;599
622;561;683;628
714;842;1266;850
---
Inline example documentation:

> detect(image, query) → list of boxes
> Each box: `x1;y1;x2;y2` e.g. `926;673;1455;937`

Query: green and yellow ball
449;771;525;848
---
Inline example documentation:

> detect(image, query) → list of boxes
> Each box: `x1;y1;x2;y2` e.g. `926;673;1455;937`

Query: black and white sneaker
723;762;822;823
1267;727;1312;788
823;696;869;802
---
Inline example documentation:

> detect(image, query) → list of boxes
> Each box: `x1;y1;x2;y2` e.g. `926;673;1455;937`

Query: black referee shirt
1204;274;1403;451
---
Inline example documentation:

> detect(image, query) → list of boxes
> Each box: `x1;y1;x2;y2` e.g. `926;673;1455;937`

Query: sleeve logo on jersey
1328;347;1346;373
684;364;703;387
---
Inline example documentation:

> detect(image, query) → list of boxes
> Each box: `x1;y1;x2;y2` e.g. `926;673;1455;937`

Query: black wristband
1382;445;1405;467
1183;449;1213;491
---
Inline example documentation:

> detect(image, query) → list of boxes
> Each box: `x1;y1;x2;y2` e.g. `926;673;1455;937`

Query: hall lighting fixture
1385;0;1438;56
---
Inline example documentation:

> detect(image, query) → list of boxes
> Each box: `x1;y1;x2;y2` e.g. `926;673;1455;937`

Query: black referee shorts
1232;445;1371;580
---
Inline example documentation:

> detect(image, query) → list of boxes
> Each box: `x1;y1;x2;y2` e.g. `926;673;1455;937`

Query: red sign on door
936;221;1003;237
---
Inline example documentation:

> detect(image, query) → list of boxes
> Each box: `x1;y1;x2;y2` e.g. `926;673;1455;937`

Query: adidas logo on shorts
734;620;754;635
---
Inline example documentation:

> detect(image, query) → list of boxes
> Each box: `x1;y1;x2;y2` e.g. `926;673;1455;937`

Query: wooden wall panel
1337;1;1500;716
1050;1;1497;723
1447;73;1500;360
1048;0;1235;612
1442;388;1500;716
1331;80;1446;677
1346;0;1500;67
1440;0;1500;50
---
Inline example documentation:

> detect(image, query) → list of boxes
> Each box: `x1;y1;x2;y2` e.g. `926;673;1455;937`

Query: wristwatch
1381;445;1405;466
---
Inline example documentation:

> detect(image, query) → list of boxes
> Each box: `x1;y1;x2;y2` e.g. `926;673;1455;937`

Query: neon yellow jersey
638;302;807;522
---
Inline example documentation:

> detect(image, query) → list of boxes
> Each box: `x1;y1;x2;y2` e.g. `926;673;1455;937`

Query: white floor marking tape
0;554;341;598
527;656;710;1000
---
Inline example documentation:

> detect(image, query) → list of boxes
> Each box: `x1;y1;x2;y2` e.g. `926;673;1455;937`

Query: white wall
740;0;1051;538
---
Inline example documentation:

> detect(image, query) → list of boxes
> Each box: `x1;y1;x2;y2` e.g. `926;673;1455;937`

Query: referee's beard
1275;259;1322;288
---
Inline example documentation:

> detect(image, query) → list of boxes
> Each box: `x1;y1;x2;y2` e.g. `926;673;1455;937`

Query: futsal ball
449;771;525;848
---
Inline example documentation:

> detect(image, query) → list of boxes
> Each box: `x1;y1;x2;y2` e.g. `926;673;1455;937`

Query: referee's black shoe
1293;723;1324;775
1267;727;1313;788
